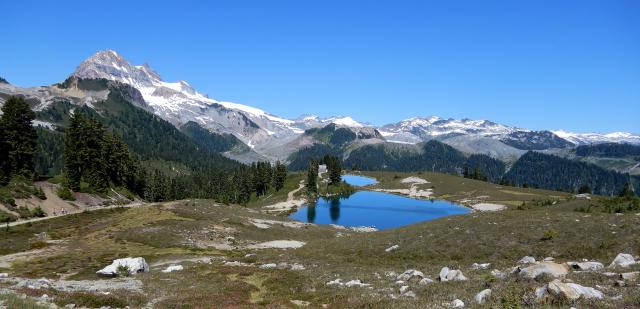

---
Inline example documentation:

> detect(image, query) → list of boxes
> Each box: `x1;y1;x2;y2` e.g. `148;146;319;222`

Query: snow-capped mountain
70;50;380;159
378;116;518;143
72;50;304;151
552;130;640;145
292;115;368;131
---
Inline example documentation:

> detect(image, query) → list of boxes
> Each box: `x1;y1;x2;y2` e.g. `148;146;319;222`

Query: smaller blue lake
289;191;471;230
341;174;377;186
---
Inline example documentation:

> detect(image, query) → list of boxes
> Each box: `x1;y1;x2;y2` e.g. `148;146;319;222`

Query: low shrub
56;186;75;201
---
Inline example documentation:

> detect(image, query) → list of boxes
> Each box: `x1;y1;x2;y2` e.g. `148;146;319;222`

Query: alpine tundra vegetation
1;0;640;308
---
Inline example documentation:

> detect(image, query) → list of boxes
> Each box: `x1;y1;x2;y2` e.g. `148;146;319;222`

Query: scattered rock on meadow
439;267;467;282
474;289;491;304
547;279;603;301
609;253;636;268
518;262;569;280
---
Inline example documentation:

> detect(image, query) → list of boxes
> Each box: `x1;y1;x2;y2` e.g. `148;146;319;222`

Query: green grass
0;292;50;309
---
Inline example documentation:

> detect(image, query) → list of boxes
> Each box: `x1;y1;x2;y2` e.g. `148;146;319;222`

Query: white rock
161;265;183;273
620;271;639;281
439;267;467;282
397;269;424;281
399;285;410;294
543;257;555;262
547;279;603;300
518;256;536;264
451;299;465;308
567;261;604;271
259;263;277;269
471;263;491;270
419;277;434;285
344;279;371;287
96;257;149;276
518;262;569;280
0;273;8;278
609;253;636;268
474;289;491;304
385;245;400;252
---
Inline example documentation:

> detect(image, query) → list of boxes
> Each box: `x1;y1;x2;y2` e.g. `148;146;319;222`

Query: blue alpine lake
289;175;470;230
341;174;378;186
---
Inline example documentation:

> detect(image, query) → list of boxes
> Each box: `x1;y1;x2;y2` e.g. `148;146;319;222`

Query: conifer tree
273;161;287;191
306;160;318;193
0;96;37;178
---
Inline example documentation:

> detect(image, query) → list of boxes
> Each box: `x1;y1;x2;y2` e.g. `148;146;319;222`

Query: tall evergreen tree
306;160;318;193
0;96;37;178
64;113;85;191
273;161;287;191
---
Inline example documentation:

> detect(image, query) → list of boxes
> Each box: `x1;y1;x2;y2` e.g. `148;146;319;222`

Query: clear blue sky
1;0;639;133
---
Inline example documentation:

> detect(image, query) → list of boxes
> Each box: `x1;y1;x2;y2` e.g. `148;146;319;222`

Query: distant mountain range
2;50;639;164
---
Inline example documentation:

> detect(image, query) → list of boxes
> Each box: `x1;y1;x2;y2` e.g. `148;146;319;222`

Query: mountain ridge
2;49;639;164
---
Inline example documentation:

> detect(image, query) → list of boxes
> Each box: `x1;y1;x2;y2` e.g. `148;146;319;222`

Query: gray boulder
609;253;636;268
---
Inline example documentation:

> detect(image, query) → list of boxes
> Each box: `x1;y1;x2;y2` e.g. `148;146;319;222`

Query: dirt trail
287;180;305;202
8;200;144;227
262;181;306;213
